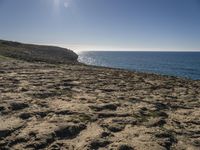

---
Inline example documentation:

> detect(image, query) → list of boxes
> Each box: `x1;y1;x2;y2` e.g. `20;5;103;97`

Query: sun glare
54;0;60;7
53;0;71;11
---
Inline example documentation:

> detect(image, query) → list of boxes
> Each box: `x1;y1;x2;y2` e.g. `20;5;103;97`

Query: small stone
19;87;28;92
146;118;166;127
117;144;134;150
9;101;29;111
107;124;125;132
0;129;10;138
90;138;110;149
19;113;32;120
154;102;169;110
101;131;111;137
55;123;86;139
0;106;5;112
90;103;119;111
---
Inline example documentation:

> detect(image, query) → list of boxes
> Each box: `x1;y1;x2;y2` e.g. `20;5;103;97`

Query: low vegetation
0;40;78;64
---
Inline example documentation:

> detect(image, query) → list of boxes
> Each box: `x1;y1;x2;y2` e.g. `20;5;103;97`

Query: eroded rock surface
0;59;200;150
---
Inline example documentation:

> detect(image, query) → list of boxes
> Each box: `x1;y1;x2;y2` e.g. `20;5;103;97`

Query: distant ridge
0;40;78;64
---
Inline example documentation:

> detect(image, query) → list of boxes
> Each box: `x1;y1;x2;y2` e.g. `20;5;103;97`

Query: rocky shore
0;41;200;150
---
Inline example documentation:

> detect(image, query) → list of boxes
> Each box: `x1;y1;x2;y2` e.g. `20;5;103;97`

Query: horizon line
1;38;200;52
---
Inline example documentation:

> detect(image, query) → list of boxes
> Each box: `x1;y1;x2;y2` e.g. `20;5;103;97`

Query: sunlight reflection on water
78;51;200;80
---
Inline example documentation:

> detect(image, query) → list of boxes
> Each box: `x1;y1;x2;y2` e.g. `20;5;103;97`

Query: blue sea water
78;51;200;80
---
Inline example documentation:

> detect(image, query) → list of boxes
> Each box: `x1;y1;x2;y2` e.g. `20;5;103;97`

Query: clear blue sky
0;0;200;51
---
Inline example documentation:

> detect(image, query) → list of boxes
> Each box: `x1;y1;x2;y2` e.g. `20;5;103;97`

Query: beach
0;41;200;150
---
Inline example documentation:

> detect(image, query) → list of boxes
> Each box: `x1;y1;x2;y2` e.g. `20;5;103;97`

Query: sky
0;0;200;51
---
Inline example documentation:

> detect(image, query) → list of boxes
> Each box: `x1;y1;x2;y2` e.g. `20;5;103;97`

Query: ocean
78;51;200;80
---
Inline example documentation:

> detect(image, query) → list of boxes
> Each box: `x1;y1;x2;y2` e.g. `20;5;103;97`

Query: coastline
0;41;200;149
78;61;200;82
78;51;200;81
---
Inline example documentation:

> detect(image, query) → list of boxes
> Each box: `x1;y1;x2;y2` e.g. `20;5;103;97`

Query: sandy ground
0;59;200;150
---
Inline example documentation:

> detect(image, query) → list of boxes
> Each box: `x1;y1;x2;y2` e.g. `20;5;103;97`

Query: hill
0;40;78;64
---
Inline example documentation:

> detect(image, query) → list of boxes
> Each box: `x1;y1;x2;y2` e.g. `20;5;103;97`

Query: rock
112;118;138;125
138;107;149;116
90;138;110;149
19;87;28;92
156;111;168;118
55;110;73;115
35;111;49;118
0;129;10;138
101;131;111;138
49;143;61;150
0;140;7;148
97;112;130;118
31;91;60;99
128;97;141;104
55;123;86;139
0;70;5;74
0;106;5;112
100;88;116;92
107;124;125;132
117;144;134;150
155;132;176;140
8;137;27;147
192;139;200;147
49;142;74;150
9;101;29;111
19;112;32;120
146;118;166;127
154;102;169;110
90;103;119;111
26;135;54;149
155;131;177;149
